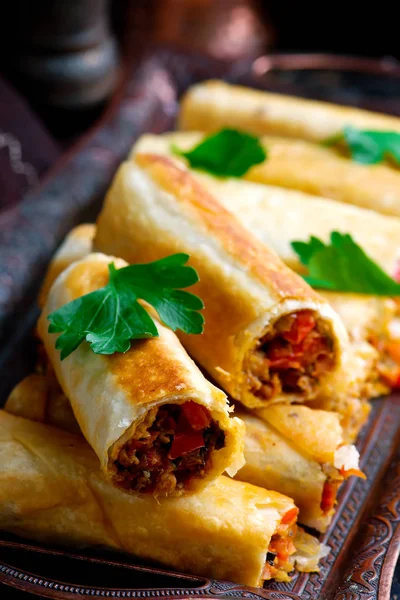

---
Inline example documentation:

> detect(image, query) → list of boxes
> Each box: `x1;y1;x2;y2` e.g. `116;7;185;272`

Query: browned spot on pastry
108;333;195;407
64;260;110;299
135;153;321;302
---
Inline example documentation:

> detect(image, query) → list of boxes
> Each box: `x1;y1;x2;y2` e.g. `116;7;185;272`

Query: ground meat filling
248;310;335;400
113;401;225;495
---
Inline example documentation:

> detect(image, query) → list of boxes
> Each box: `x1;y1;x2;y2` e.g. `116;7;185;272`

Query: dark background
1;0;399;144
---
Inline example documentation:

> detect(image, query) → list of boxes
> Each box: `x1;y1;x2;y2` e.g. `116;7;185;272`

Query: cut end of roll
260;506;327;582
244;309;336;407
111;401;226;497
262;505;298;582
320;446;364;519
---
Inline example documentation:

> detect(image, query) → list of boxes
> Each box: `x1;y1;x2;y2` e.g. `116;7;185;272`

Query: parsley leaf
291;232;400;295
291;236;325;266
48;254;204;360
325;126;400;166
172;128;267;177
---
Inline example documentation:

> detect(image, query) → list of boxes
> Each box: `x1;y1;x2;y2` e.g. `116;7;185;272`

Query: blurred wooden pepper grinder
2;0;119;110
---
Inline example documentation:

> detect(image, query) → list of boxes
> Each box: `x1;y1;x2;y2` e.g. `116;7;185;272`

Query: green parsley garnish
324;126;400;166
48;254;204;360
172;128;267;177
291;232;400;295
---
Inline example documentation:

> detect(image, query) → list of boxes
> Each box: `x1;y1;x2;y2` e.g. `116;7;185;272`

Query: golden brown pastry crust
38;224;96;307
95;155;348;409
134;154;319;301
131;136;394;412
236;405;363;531
5;373;357;532
247;136;400;219
257;404;342;465
179;80;400;142
133;132;400;263
235;409;328;531
0;410;297;587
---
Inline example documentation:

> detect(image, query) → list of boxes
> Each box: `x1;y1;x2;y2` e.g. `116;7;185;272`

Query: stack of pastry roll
95;154;349;409
38;251;245;497
93;154;365;528
178;80;400;404
6;365;363;533
178;80;400;218
0;227;330;585
132;133;400;407
1;410;327;586
7;82;398;586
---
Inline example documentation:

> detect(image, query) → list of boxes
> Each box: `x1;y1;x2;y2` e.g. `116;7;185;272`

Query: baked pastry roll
191;169;400;277
39;223;96;307
236;406;364;532
179;84;400;218
180;173;400;397
95;154;349;410
39;220;379;417
179;80;400;143
135;128;400;223
0;410;328;586
131;134;396;415
241;136;400;219
133;135;398;403
38;253;244;497
5;374;363;532
5;372;81;435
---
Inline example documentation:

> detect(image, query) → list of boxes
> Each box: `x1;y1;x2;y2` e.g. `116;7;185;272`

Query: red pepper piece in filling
266;313;322;372
280;507;299;525
269;536;296;562
267;340;302;370
269;357;302;370
281;311;316;345
169;431;205;460
180;401;211;431
320;481;339;513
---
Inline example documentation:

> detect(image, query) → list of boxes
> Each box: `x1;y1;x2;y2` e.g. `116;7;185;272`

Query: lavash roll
38;252;244;497
179;80;400;143
0;410;319;586
94;154;349;410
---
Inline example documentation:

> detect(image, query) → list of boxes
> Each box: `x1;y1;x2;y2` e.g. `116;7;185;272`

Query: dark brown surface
1;47;400;599
262;2;400;58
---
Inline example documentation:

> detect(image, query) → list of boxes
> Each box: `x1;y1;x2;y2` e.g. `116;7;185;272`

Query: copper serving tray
1;47;400;600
